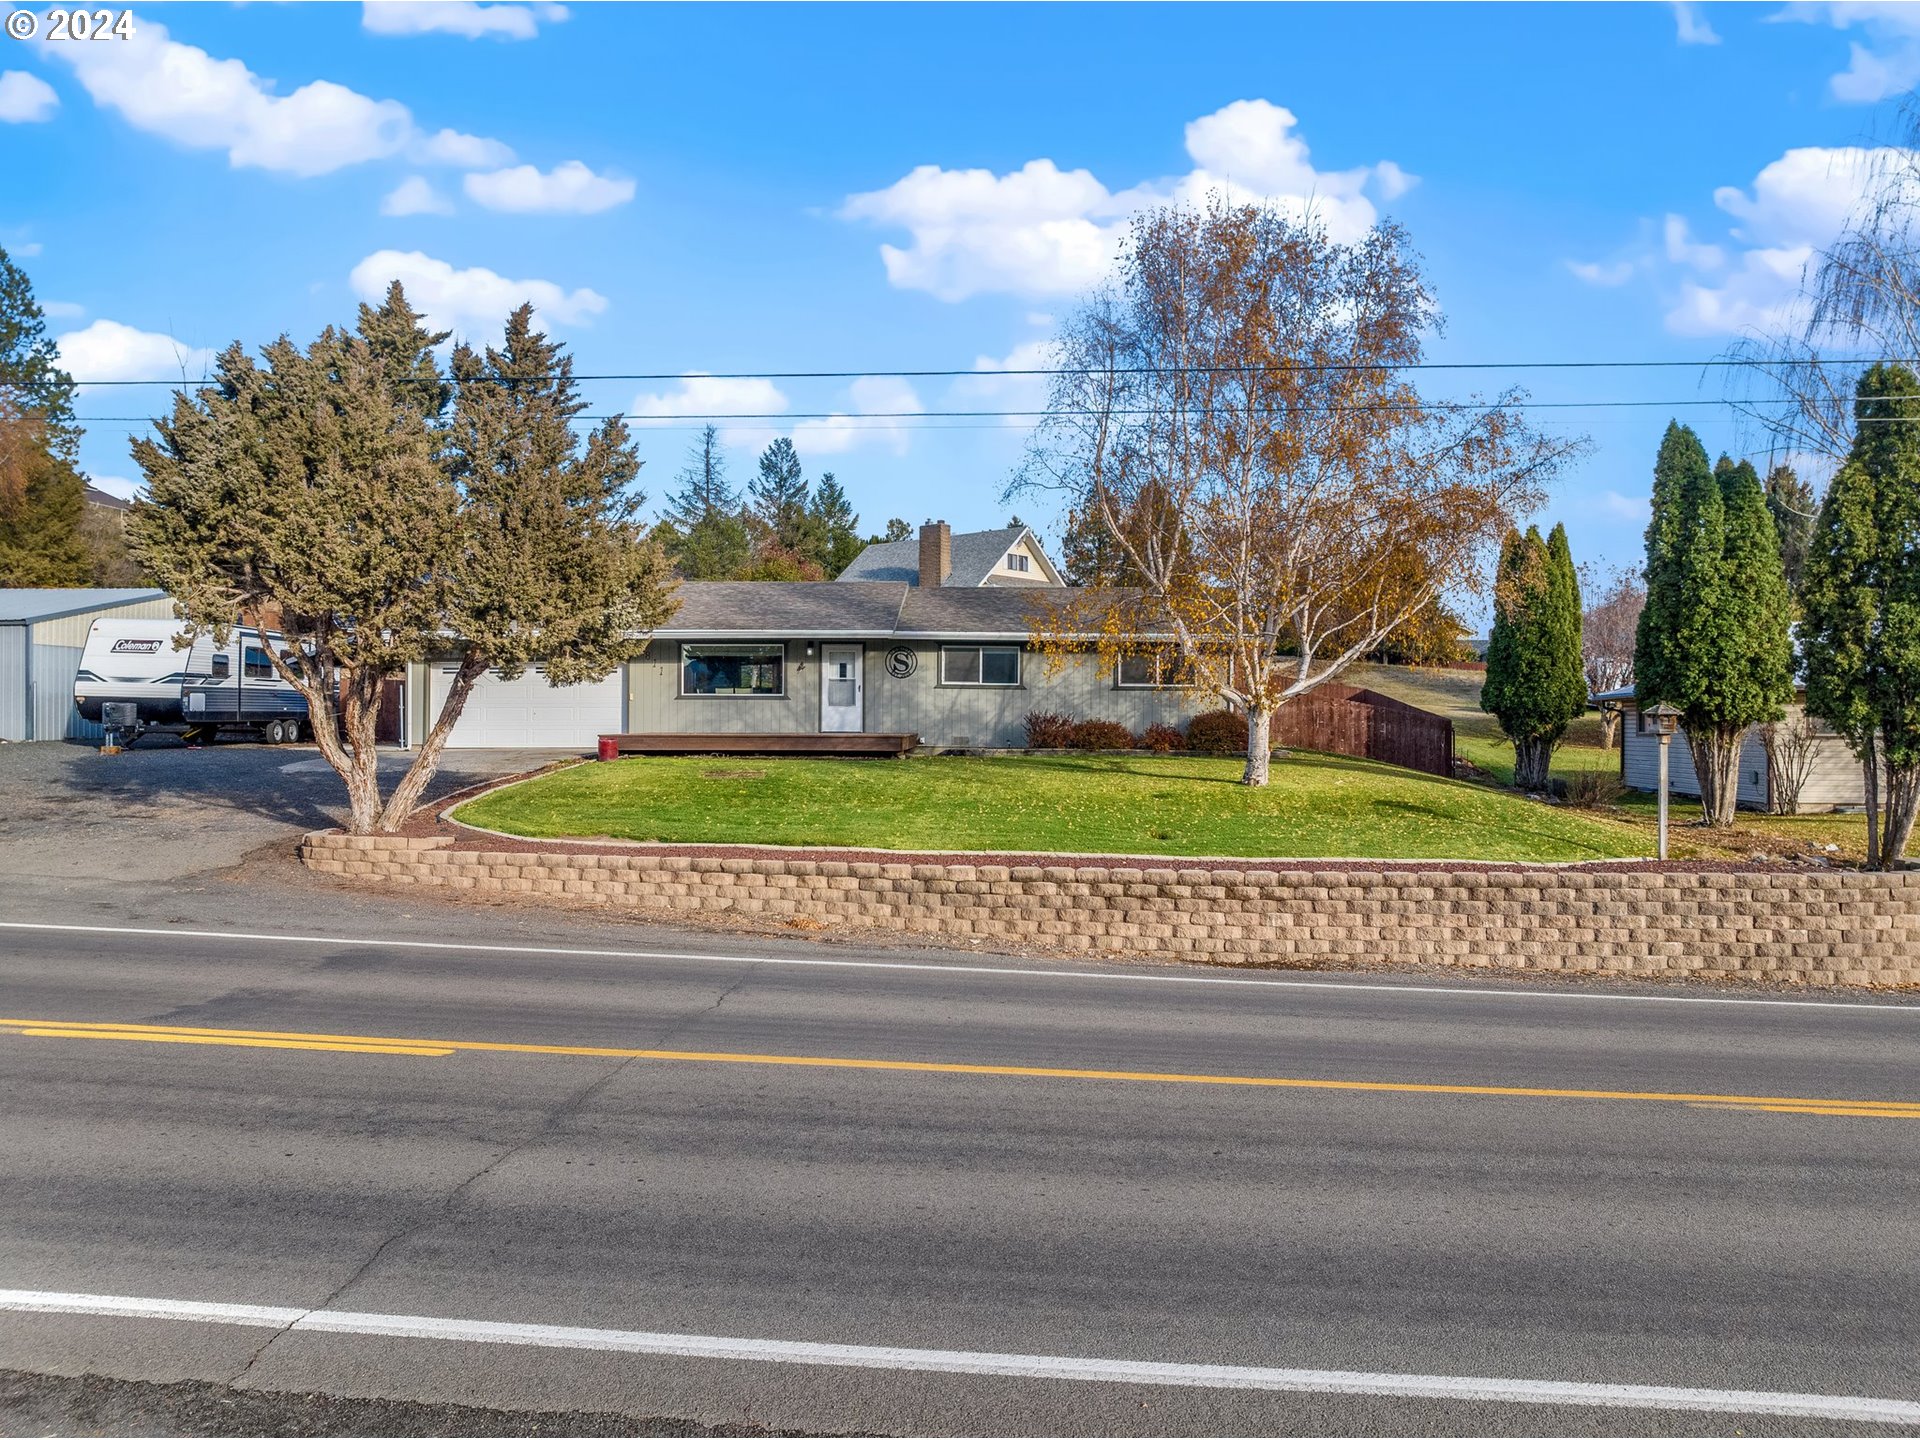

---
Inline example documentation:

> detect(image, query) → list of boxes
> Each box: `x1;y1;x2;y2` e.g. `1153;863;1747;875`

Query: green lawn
454;752;1649;863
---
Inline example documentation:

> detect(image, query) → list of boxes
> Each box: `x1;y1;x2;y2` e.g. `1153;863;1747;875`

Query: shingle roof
649;581;1151;640
653;581;909;636
0;588;168;623
83;485;131;512
837;525;1057;586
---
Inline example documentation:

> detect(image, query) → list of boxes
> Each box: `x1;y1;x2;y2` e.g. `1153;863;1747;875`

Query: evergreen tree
748;438;813;553
661;425;750;579
1481;524;1585;790
1635;424;1795;825
809;471;863;577
879;517;911;543
1801;363;1920;867
0;245;88;584
1764;463;1816;595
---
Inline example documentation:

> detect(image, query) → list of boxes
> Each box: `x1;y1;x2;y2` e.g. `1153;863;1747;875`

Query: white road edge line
0;919;1912;1014
1;1288;1915;1425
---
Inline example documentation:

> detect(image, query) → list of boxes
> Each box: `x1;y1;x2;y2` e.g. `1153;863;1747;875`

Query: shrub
1564;769;1625;809
1024;711;1079;749
1140;721;1187;753
1186;709;1248;756
1069;719;1138;751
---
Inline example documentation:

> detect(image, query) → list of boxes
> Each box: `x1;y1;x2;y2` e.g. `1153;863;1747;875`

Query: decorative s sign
885;647;917;678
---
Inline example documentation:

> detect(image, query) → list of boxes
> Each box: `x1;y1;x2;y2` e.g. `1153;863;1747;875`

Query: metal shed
0;588;173;742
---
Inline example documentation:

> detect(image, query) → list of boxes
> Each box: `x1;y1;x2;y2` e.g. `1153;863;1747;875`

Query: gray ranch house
410;522;1203;750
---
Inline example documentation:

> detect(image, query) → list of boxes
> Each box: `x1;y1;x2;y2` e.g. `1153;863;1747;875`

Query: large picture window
940;645;1020;686
1116;651;1198;689
682;644;785;697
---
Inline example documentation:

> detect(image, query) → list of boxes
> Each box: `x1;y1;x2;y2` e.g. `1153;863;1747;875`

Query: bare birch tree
1014;198;1582;784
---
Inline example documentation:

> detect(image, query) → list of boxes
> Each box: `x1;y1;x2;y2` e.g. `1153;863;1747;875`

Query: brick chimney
918;520;951;587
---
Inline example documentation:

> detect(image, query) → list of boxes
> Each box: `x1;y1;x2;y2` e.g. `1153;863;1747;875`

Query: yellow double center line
4;1017;1919;1119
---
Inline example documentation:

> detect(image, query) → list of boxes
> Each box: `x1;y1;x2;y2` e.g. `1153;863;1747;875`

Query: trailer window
209;655;230;680
243;646;274;680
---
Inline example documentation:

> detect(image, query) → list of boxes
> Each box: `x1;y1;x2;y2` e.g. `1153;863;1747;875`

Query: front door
820;645;864;732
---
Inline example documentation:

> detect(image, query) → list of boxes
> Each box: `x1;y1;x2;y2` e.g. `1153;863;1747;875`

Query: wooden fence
1270;682;1455;778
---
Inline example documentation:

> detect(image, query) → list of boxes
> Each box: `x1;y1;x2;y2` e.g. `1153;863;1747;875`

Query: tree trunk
1880;761;1917;869
1863;735;1882;871
377;651;490;831
334;664;387;835
1241;705;1272;786
1692;724;1742;827
1512;737;1553;792
1598;708;1620;751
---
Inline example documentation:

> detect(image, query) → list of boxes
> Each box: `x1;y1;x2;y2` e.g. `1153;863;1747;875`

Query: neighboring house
1594;687;1865;813
0;587;172;742
411;523;1199;750
836;521;1066;588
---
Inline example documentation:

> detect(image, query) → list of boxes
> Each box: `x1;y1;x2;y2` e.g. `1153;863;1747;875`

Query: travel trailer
74;618;309;745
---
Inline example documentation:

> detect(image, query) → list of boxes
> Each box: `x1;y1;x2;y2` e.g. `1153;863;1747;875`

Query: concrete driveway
0;736;567;915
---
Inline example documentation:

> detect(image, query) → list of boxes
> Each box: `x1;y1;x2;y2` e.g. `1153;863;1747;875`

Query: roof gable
836;525;1063;587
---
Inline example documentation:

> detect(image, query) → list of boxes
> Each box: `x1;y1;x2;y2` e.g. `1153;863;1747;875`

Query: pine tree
1636;425;1794;825
748;438;812;552
661;425;750;579
810;471;863;577
1801;363;1920;867
1765;463;1816;595
1481;524;1584;790
879;517;911;543
0;245;88;584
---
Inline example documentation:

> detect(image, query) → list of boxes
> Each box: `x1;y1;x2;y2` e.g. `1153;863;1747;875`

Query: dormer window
1005;552;1031;573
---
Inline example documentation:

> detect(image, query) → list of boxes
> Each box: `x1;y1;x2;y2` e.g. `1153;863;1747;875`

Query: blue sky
4;0;1917;588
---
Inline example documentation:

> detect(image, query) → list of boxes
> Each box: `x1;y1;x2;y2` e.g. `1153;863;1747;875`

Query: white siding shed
0;589;173;742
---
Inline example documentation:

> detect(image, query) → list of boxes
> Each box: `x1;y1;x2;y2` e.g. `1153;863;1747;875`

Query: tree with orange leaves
1014;198;1582;785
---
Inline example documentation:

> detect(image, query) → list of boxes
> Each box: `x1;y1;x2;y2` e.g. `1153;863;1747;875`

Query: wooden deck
601;732;919;758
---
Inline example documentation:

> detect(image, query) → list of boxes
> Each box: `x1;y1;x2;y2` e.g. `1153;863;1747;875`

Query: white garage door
430;664;623;749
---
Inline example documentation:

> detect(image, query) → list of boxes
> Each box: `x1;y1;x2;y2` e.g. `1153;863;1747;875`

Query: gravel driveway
0;736;564;917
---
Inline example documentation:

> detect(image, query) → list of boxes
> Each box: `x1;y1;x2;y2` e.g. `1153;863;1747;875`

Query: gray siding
622;639;1209;747
0;626;24;741
626;640;819;734
1619;702;1865;812
866;643;1201;748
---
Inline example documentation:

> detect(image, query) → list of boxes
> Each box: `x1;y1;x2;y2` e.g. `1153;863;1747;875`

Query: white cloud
793;376;925;457
1783;2;1920;103
463;160;634;215
37;16;510;178
57;319;215;384
841;99;1410;302
40;299;85;318
86;474;141;502
362;1;568;41
1602;490;1652;523
413;128;515;169
381;176;453;217
10;241;43;259
0;70;58;123
348;249;607;336
1662;213;1724;270
1660;146;1899;337
1672;2;1720;45
628;374;789;448
947;337;1057;413
1566;259;1636;287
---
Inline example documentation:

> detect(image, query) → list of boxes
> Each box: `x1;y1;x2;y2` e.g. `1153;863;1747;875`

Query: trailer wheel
263;719;286;744
284;719;304;744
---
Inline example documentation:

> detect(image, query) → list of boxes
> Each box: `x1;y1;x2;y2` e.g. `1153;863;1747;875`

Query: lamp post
1646;703;1680;861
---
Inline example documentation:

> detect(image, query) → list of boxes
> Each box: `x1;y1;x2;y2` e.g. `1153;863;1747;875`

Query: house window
243;646;274;680
681;644;785;697
940;645;1020;686
1005;552;1031;573
1116;652;1196;689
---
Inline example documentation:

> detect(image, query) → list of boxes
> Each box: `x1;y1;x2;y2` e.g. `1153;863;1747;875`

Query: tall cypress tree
809;471;863;577
0;244;88;585
1801;363;1920;867
1636;425;1794;825
1764;463;1816;596
1481;523;1584;791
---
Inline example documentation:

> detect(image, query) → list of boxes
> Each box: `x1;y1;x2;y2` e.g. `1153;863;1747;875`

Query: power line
42;355;1902;387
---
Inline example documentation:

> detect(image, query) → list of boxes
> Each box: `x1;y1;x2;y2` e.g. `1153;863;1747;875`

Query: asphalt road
0;914;1916;1437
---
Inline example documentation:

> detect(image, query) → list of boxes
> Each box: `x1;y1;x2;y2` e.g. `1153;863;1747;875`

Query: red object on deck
596;736;619;761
